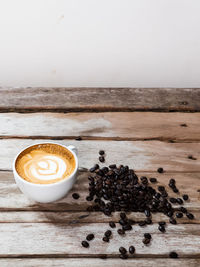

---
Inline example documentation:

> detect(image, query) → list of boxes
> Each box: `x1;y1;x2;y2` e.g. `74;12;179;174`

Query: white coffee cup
13;143;78;203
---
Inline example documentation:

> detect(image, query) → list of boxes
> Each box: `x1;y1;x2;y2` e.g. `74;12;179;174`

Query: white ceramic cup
13;143;78;203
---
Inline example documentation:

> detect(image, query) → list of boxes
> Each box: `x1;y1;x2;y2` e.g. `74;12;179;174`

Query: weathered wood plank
1;139;200;171
0;258;199;267
0;88;200;111
1;112;200;141
0;223;198;256
0;171;199;211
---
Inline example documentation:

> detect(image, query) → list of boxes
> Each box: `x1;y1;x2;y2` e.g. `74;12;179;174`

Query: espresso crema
15;144;76;184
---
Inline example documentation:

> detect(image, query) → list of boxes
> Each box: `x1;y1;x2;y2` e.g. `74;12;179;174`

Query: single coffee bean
169;217;177;224
188;155;196;160
146;218;152;224
173;187;179;193
129;246;135;254
180;207;187;213
182;194;189;201
169;178;175;185
109;221;116;228
119;254;128;259
86;234;94;241
86;196;93;201
99;156;105;163
176;198;183;205
176;212;183;218
72;193;80;200
119;247;127;255
99;150;105;155
169;251;178;258
109;164;116;169
120;212;126;220
122;224;132;231
144;233;151;239
105;230;112;237
139;221;146;227
102;236;109;242
158;186;165;192
143;238;150;245
158;221;166;226
75;136;82;141
167;211;174;217
144;209;151;217
81;241;89;248
157;167;164;173
150;177;157;183
186;213;194;219
169;197;177;204
158;225;165;232
117;229;125;235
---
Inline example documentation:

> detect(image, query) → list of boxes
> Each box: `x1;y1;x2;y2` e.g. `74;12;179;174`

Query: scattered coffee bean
144;233;151;239
139;221;146;227
120;212;126;220
105;230;112;238
129;246;135;254
119;254;128;259
169;197;177;204
188;155;197;160
123;224;132;231
180;207;187;213
182;194;189;201
86;196;93;201
146;218;152;225
158;221;166;226
176;212;183;218
75;136;82;141
72;193;80;200
81;241;89;248
176;198;183;205
99;156;105;163
157;167;164;173
150;177;157;183
143;238;150;245
158;186;165;192
169;178;176;185
119;247;127;255
117;229;125;235
186;213;194;220
173;187;179;193
169;251;178;258
99;150;105;155
158;225;165;233
145;209;151;218
86;234;94;241
180;123;187;127
169;217;177;224
102;236;109;242
109;221;116;228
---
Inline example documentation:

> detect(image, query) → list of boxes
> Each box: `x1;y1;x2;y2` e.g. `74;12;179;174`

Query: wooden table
0;88;200;266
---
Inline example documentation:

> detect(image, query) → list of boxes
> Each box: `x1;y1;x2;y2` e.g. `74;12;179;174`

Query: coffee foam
15;144;76;184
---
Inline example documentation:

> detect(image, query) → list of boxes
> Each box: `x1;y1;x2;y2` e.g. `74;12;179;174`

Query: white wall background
0;0;200;87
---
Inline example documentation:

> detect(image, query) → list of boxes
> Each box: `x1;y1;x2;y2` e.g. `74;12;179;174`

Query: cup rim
13;142;78;187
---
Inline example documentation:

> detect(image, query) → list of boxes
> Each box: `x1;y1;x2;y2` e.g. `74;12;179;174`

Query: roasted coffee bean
119;247;127;255
169;197;177;204
105;230;112;237
176;198;183;205
145;209;151;218
89;167;96;173
81;241;89;248
169;217;177;224
180;207;187;213
102;236;109;242
122;224;132;231
99;150;105;155
117;229;125;235
182;194;189;201
186;213;194;220
143;238;150;245
158;186;165;192
150;177;157;183
109;164;116;169
109;221;116;228
86;234;94;241
119;219;127;226
169;251;178;258
72;193;80;200
139;221;146;227
158;221;166;226
146;218;152;225
99;156;105;163
86;196;93;201
129;246;135;254
120;212;126;220
158;225;165;232
169;178;175;185
144;233;151;239
75;136;82;141
140;176;148;184
157;167;164;173
167;211;174;217
119;254;128;259
173;187;179;193
188;155;196;160
176;212;183;218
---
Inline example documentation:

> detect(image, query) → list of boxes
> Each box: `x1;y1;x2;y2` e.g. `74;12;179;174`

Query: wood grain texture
1;139;200;171
0;258;199;267
0;223;198;257
0;88;200;111
1;112;200;141
1;171;199;211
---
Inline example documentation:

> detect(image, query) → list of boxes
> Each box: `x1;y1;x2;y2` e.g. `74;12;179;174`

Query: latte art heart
15;144;76;184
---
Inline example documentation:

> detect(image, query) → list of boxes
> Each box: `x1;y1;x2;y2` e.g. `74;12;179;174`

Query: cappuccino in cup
15;143;76;184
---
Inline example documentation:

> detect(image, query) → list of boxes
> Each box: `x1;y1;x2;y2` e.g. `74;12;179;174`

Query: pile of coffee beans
79;152;194;259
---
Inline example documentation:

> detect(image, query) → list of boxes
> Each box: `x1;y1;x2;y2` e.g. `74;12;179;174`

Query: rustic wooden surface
0;88;199;266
